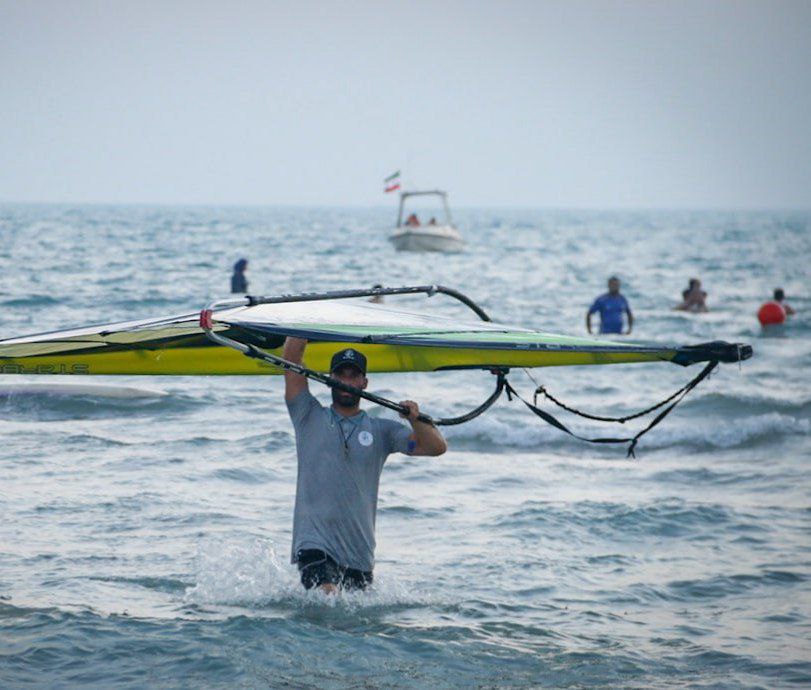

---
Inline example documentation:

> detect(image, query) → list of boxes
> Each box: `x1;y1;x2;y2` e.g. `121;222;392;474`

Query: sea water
0;204;809;688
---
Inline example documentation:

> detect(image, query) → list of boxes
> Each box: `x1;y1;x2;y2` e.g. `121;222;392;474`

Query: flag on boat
384;170;401;193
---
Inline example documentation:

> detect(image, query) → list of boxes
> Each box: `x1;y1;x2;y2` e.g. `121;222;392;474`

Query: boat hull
389;226;463;252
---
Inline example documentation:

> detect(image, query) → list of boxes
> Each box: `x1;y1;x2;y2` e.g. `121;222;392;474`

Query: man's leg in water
297;549;340;591
296;549;372;593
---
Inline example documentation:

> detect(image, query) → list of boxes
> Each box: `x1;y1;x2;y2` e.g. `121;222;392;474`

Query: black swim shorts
296;549;373;591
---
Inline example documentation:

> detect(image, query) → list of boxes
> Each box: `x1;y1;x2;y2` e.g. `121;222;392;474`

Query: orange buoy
757;301;786;326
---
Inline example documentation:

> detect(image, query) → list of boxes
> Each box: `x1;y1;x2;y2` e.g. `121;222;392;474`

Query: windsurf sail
0;285;753;455
0;285;750;376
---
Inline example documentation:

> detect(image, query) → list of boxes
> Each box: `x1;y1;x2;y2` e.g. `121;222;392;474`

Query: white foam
184;535;299;606
644;412;811;450
183;535;445;610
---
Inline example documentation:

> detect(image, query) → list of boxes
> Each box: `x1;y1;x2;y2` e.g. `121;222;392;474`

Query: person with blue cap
282;336;447;593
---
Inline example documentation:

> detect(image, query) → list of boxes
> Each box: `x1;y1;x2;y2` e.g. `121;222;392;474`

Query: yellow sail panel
0;340;677;376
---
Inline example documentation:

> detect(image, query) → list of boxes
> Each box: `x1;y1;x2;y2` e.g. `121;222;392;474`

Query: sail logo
1;364;90;375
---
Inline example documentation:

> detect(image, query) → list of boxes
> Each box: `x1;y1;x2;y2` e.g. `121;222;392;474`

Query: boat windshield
396;190;453;228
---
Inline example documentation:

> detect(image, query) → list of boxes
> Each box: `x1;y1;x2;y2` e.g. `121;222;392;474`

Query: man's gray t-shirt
286;389;412;571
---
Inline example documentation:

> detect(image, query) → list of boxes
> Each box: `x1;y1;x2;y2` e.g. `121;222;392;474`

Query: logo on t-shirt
358;431;373;446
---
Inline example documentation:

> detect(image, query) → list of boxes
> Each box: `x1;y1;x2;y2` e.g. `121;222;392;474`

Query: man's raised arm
283;337;309;401
399;400;448;456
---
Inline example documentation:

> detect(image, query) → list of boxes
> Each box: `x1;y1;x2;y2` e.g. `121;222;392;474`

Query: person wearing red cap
282;336;447;593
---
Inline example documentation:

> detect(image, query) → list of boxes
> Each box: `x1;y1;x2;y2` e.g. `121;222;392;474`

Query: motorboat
389;190;463;252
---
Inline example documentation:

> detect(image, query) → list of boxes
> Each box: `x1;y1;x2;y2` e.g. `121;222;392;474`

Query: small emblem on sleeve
358;431;373;446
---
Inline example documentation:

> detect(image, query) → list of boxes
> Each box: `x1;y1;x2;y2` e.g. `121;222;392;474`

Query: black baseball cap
329;348;367;375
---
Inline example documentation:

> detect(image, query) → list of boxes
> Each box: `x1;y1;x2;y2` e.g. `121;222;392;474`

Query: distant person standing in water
675;278;708;312
587;277;633;335
231;258;248;294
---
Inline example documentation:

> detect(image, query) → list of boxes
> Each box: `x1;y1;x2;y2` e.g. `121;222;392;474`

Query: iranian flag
383;170;401;193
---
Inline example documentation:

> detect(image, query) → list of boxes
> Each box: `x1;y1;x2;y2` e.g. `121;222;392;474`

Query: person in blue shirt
586;277;633;335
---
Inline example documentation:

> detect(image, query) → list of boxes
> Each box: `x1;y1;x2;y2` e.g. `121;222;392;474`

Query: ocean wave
492;498;766;542
0;294;63;308
643;413;810;450
378;504;455;518
85;575;190;595
625;569;809;604
442;411;809;453
208;466;280;484
684;391;811;415
0;386;195;422
648;466;771;487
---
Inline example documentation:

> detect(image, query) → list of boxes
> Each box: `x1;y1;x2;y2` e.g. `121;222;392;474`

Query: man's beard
332;388;361;409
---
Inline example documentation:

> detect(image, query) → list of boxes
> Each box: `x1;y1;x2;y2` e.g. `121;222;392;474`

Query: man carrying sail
283;336;447;593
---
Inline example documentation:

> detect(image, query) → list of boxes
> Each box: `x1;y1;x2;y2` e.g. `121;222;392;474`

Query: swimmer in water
773;288;795;316
758;288;795;326
674;278;708;312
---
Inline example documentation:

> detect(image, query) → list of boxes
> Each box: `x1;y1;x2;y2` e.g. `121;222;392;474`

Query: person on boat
675;278;708;312
427;217;437;225
758;288;795;326
282;337;447;593
230;258;249;294
404;213;421;227
587;277;633;335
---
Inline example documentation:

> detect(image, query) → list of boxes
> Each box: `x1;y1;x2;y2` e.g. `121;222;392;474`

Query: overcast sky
1;0;809;208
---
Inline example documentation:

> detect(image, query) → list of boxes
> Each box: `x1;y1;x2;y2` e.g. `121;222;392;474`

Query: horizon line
1;199;809;214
